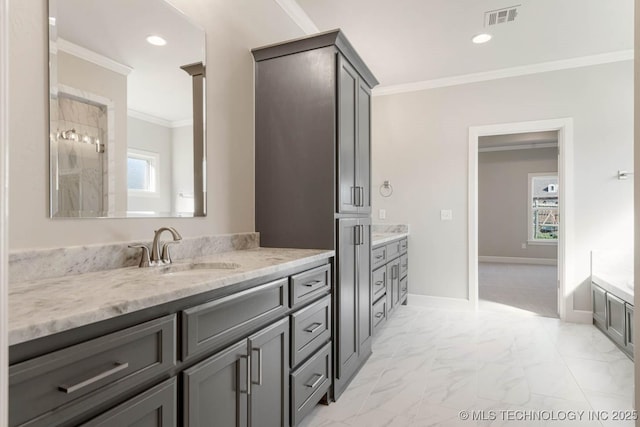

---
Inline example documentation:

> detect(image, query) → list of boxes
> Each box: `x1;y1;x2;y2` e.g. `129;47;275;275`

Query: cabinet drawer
81;378;177;427
9;315;176;427
372;297;387;334
386;240;401;260
399;238;408;254
399;254;408;278
182;278;288;360
291;342;332;426
290;264;331;309
291;295;332;367
371;245;387;269
400;276;408;301
372;266;386;302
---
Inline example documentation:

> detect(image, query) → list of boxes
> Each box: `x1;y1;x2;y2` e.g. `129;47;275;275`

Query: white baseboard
479;256;557;266
563;309;592;324
406;293;475;311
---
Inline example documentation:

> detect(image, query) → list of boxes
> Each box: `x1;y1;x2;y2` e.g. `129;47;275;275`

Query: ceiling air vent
485;5;520;27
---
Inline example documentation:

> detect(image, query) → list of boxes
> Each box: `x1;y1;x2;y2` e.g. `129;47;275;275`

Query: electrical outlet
379;209;386;220
441;209;453;221
521;243;527;249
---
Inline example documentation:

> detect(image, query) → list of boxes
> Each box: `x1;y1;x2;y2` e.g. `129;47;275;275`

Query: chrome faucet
151;227;182;264
129;227;182;267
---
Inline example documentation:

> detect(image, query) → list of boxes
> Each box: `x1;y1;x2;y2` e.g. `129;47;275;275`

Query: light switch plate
441;209;453;221
379;209;386;220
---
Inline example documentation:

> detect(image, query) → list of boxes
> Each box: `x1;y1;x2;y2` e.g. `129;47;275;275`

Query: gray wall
372;61;634;307
478;147;558;260
8;0;304;250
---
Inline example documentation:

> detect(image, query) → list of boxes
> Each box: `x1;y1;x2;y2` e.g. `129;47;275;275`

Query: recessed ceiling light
472;33;492;44
146;35;167;46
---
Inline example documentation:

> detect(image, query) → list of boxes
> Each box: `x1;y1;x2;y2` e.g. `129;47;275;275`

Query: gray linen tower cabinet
252;30;378;400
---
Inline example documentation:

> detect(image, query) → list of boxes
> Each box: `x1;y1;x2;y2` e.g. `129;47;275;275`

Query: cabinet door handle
357;186;365;207
375;312;384;319
354;225;361;246
374;280;384;287
359;225;365;246
351;186;358;206
305;373;324;389
239;354;251;395
251;348;263;386
303;279;323;288
304;322;323;333
374;254;384;260
58;362;129;394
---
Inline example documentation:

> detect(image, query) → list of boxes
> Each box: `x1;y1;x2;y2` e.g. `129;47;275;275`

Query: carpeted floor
479;262;558;318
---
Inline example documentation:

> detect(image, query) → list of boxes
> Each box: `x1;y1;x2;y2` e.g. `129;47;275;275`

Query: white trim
0;0;8;423
469;118;574;322
128;109;172;128
374;50;634;96
57;38;132;76
478;142;557;153
563;309;592;324
479;256;557;266
527;240;558;246
406;294;475;311
273;0;319;35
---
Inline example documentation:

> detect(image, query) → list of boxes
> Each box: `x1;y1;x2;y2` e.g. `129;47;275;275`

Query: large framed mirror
48;0;206;218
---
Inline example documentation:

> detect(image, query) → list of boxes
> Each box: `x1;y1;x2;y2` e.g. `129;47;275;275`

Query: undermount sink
157;261;241;276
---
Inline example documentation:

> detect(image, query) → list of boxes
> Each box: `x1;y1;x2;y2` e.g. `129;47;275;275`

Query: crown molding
273;0;318;35
57;38;132;76
128;110;192;129
374;49;634;96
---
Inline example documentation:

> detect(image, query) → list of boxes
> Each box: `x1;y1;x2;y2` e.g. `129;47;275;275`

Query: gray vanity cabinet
335;218;372;396
183;318;289;427
591;281;634;359
371;237;408;335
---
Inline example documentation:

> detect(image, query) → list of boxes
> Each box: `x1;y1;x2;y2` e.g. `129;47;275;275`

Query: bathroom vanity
9;245;334;427
371;232;409;333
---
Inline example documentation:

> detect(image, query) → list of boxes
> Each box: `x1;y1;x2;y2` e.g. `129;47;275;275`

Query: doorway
468;118;582;322
476;133;559;317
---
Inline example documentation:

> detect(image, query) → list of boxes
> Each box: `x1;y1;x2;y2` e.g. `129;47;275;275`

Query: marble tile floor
479;263;558;319
301;304;634;427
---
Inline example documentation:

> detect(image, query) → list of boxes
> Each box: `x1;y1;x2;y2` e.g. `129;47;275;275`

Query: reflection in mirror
49;0;206;218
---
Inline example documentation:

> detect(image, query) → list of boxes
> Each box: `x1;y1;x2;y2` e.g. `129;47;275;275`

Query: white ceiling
54;0;204;123
294;0;634;88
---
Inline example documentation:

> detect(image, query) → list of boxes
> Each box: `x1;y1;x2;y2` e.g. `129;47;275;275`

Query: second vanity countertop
9;247;334;346
371;232;409;247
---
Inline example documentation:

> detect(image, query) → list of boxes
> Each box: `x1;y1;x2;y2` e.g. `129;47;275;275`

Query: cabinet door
248;318;289;427
336;218;358;381
81;379;176;427
337;56;358;214
183;340;249;427
386;260;400;314
625;304;634;355
356;80;371;214
606;293;626;347
592;284;606;330
357;219;372;353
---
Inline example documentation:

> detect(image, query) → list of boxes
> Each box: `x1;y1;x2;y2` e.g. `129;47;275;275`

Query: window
127;149;158;194
528;173;558;243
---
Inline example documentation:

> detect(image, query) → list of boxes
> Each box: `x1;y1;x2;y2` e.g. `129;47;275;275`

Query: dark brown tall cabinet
252;30;378;400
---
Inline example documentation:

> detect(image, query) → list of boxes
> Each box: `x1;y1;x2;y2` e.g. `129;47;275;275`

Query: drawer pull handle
304;323;323;333
305;373;324;389
58;362;129;394
303;279;323;288
375;312;384;318
375;255;384;260
374;280;384;287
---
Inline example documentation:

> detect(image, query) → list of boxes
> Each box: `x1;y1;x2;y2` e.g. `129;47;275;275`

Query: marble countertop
9;247;334;346
372;232;409;247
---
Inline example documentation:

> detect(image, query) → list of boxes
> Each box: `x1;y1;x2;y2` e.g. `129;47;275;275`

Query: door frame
468;118;581;322
0;0;9;424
